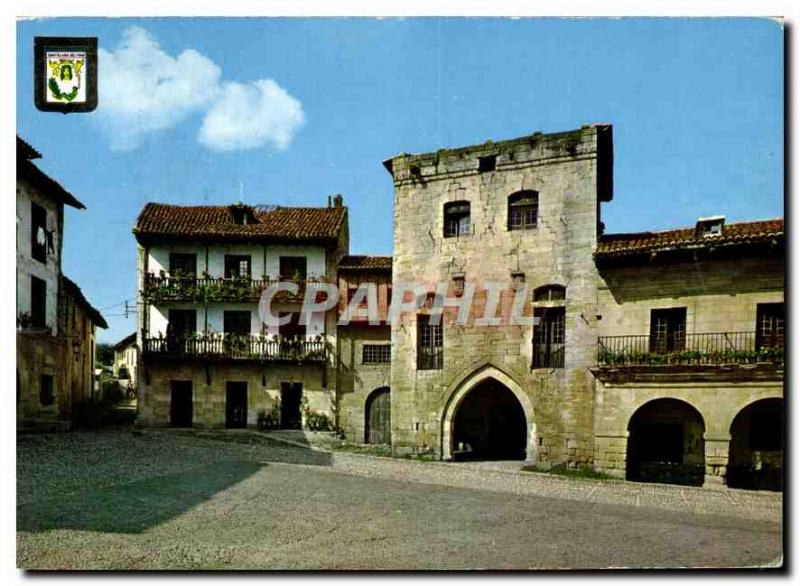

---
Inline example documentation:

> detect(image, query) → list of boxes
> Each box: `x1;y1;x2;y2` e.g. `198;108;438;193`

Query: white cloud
198;80;305;152
95;27;304;153
97;27;221;150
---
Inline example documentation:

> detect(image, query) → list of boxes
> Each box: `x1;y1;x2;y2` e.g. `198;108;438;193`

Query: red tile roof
595;219;784;259
133;203;347;243
338;255;393;270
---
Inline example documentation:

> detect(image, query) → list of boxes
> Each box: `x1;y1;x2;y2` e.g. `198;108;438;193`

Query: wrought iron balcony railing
596;331;784;367
143;333;327;362
142;273;329;304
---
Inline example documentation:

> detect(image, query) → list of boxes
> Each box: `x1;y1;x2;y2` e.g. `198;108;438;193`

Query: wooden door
366;387;391;445
170;381;193;427
226;382;248;428
280;382;302;429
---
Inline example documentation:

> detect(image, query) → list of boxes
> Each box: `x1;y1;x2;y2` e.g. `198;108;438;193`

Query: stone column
704;432;731;487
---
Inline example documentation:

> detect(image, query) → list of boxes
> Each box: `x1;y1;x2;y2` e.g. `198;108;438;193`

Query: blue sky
16;17;783;343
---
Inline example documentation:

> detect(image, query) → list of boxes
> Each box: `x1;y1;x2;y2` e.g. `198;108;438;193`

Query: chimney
328;195;332;208
332;194;344;208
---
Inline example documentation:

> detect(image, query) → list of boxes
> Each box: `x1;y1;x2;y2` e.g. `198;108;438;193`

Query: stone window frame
532;283;567;369
508;190;539;231
417;314;443;370
533;284;566;303
443;201;471;239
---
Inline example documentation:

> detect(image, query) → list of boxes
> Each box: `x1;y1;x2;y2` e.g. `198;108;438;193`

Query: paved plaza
17;430;782;570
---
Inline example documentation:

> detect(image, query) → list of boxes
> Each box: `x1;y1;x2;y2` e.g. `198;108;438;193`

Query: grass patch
328;440;393;458
521;464;619;482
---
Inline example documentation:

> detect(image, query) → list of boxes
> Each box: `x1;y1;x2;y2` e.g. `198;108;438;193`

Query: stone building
383;125;613;465
133;198;349;429
382;124;783;489
60;276;108;409
592;217;784;488
130;123;783;489
335;255;393;443
16;136;106;428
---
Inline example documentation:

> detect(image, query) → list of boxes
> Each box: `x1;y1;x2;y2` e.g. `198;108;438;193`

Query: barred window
508;191;538;231
533;307;565;368
417;315;443;370
363;344;391;364
444;201;471;238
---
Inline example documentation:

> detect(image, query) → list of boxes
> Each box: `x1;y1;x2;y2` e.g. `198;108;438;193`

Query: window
478;155;496;173
30;276;46;328
756;303;784;350
278;312;304;338
533;307;565;368
443;201;470;238
511;272;525;291
452;275;465;297
417;315;443;370
224;255;251;279
169;253;197;276
508;191;538;231
167;309;196;337
31;202;48;263
363;344;391;364
224;311;251;335
39;374;54;406
649;308;686;353
279;256;308;281
533;284;566;302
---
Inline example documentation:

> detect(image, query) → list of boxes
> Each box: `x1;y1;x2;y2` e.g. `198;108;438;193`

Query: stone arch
440;363;535;461
626;398;706;486
727;398;783;491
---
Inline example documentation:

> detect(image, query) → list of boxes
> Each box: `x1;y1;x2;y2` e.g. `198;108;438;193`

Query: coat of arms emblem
34;37;98;113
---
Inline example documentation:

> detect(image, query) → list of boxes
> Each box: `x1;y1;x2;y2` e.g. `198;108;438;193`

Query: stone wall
593;253;784;484
336;324;391;442
387;125;612;465
138;360;333;429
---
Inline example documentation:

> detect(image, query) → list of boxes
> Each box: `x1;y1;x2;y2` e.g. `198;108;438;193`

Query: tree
96;343;115;367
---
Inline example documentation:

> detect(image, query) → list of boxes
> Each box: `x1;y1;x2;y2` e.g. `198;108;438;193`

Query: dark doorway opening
728;398;783;491
226;382;248;429
626;398;705;486
280;382;302;429
365;387;391;445
452;378;526;461
170;381;193;428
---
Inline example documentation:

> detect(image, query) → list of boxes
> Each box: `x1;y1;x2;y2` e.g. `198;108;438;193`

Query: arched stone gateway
728;398;783;491
440;365;535;461
626;398;706;487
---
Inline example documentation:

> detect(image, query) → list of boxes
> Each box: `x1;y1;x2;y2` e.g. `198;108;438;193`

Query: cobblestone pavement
17;430;783;570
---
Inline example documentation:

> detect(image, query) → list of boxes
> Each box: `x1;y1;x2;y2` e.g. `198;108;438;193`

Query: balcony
142;273;329;304
596;332;784;367
142;333;327;362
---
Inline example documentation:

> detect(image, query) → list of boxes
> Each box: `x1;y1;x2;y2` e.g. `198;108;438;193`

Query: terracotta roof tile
133;203;346;243
338;255;393;270
595;219;784;259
